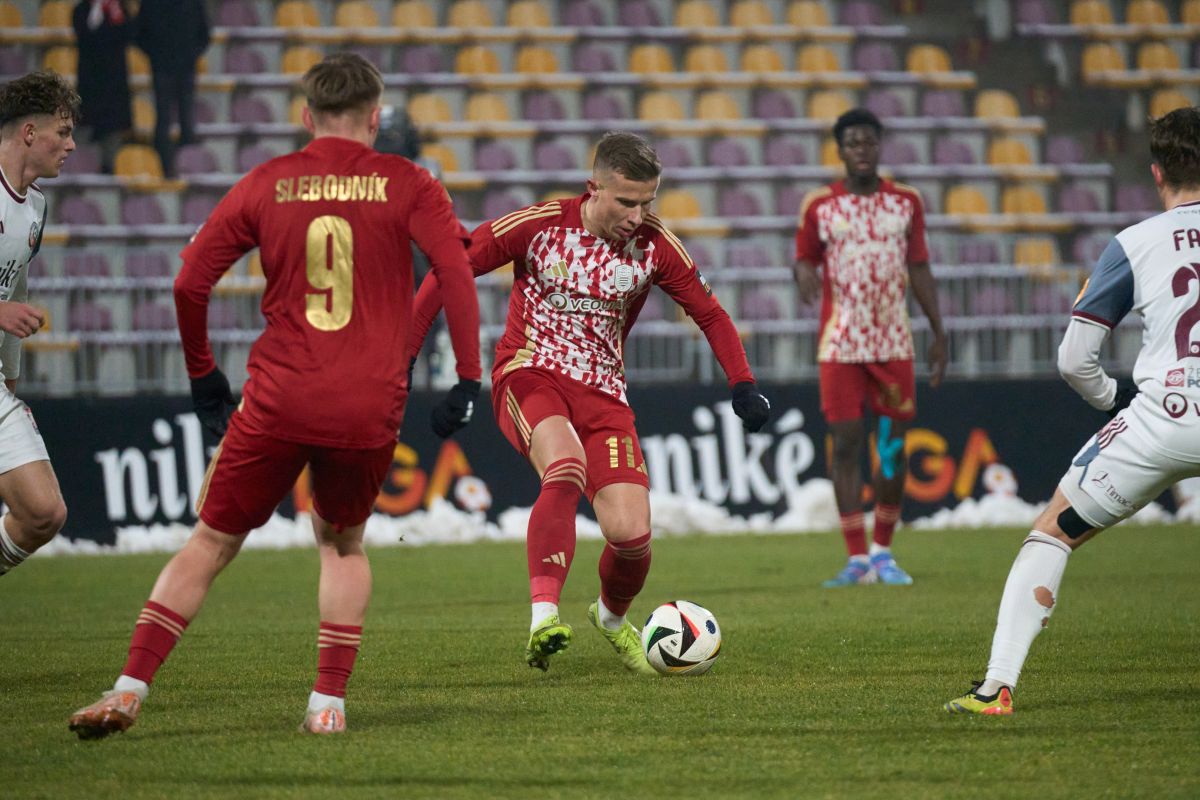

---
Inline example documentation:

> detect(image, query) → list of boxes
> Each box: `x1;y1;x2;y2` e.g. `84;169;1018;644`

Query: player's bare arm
793;259;821;304
0;301;44;339
907;260;946;387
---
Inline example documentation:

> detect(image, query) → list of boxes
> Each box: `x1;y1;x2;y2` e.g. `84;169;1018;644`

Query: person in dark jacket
134;0;209;177
72;0;133;173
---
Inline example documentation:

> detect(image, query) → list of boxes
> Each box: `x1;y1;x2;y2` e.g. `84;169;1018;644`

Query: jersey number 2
306;215;353;331
1172;263;1200;358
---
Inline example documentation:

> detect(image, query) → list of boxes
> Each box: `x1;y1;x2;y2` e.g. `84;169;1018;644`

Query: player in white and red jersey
0;72;77;578
794;108;946;588
411;131;770;674
946;106;1200;715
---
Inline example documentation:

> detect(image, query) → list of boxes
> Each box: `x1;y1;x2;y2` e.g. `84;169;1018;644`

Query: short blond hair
302;53;383;116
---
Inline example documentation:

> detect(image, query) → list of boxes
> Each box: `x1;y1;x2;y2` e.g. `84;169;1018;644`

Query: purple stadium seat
181;193;221;226
718;187;762;217
1030;285;1073;315
194;96;216;125
1058;183;1102;214
1072;233;1110;267
132;302;177;330
1016;0;1055;24
69;301;114;332
562;0;603;25
175;144;219;176
971;286;1013;315
121;195;167;225
126;251;173;279
1115;183;1157;212
854;42;898;72
636;291;665;321
475;141;518;171
0;48;27;75
959;240;999;264
523;91;565;121
740;288;783;320
937;288;960;317
482;189;532;220
617;0;661;26
1045;135;1085;165
533;140;576;170
920;90;965;118
581;91;625;120
775;185;807;216
223;45;268;75
752;90;796;120
230;95;275;124
58;196;106;225
687;242;713;269
347;45;386;71
208;300;240;329
573;43;617;72
864;88;905;118
839;0;884;25
216;0;259;26
881;138;918;164
726;241;772;268
61;144;101;175
933;137;975;165
237;144;278;172
655;140;694;168
708;138;751;168
764;136;808;166
64;252;111;277
402;45;444;74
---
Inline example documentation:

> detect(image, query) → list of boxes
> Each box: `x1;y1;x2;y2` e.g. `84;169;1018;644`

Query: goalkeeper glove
431;379;481;438
731;381;771;432
190;367;236;437
1107;380;1139;419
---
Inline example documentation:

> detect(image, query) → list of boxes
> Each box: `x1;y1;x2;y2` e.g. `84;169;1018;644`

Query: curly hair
0;71;81;129
1150;106;1200;190
832;108;883;146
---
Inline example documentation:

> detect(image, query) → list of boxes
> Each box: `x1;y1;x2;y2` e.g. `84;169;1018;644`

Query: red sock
121;601;189;684
598;531;652;616
873;503;901;548
527;457;585;604
839;512;868;557
314;622;362;698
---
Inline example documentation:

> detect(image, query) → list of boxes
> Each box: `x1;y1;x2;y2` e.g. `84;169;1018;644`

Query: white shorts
0;388;49;475
1059;411;1200;529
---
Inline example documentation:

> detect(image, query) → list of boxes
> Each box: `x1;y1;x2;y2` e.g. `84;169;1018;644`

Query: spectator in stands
71;0;133;173
408;131;771;676
0;72;78;577
67;53;482;738
134;0;209;177
793;108;947;588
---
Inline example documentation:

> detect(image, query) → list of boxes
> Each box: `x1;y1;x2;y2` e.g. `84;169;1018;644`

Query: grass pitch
5;525;1200;799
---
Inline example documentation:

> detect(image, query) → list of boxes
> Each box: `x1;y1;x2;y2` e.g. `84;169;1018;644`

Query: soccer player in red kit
410;132;770;674
68;54;482;738
794;108;947;588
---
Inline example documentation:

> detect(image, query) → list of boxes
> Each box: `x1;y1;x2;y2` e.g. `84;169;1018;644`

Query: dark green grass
5;526;1200;799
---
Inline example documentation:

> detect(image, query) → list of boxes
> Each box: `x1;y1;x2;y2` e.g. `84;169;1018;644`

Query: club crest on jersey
612;262;634;293
28;220;39;249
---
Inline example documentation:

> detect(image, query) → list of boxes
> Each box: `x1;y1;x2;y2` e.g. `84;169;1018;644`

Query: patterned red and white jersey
795;178;929;363
413;192;753;405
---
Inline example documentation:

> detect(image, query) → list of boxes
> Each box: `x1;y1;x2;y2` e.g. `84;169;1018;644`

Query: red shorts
819;360;916;424
197;411;395;534
493;366;649;500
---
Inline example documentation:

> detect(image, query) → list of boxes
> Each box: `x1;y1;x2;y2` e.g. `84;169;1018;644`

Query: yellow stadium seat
629;45;675;74
515;46;558;73
675;0;720;26
282;46;323;75
276;0;320;27
1081;42;1127;77
39;0;72;27
807;90;853;120
906;44;953;74
115;144;163;179
289;95;308;125
1069;0;1114;25
407;93;453;124
637;91;686;121
820;139;841;166
132;96;154;134
1184;0;1200;24
393;1;436;26
797;45;843;73
658;190;703;219
1149;88;1193;118
1136;42;1180;71
1014;237;1059;267
1002;185;1047;214
126;47;150;77
974;89;1020;119
464;93;510;122
335;1;379;27
0;2;22;27
1125;0;1168;24
421;143;459;172
541;189;576;203
731;0;774;25
988;138;1033;166
448;0;494;27
695;91;740;120
741;44;785;73
944;185;992;215
455;45;501;74
507;0;552;27
787;0;830;26
42;46;77;76
684;45;729;73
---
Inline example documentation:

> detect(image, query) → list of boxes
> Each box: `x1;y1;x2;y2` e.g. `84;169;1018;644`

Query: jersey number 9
306;215;353;331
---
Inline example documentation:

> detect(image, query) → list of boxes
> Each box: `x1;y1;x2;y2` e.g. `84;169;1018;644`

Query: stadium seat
1014;236;1060;267
132;302;177;331
532;140;575;170
1030;284;1074;315
1114;182;1158;211
1069;0;1114;25
1016;0;1056;24
708;138;752;167
230;94;275;123
1125;0;1168;24
508;0;552;26
658;190;703;219
515;46;559;73
60;143;100;174
970;286;1014;315
448;0;495;27
854;42;899;72
224;45;268;75
121;195;167;226
401;45;444;73
921;89;965;117
574;43;618;72
115;144;163;180
236;145;278;173
629;45;675;74
1057;183;1102;213
637;91;686;121
617;0;661;25
974;89;1020;119
987;138;1034;166
282;46;323;75
1136;42;1180;71
455;46;502;75
696;90;740;120
126;251;173;279
175;144;219;176
864;88;905;117
787;0;830;26
0;47;27;75
1081;43;1127;78
933;137;976;164
562;0;603;25
1185;0;1200;24
335;1;379;27
685;45;730;74
582;91;625;120
482;189;532;219
675;0;720;26
1045;134;1085;164
216;0;260;26
958;238;1000;263
718;187;763;217
475;141;518;171
726;241;773;268
881;138;919;164
421;143;459;172
1001;185;1048;214
740;288;784;321
1072;232;1110;266
69;302;115;332
64;252;111;278
944;185;992;215
797;45;844;73
465;93;510;122
393;1;436;26
820;139;841;166
655;140;695;168
42;46;77;76
839;0;884;24
731;0;774;26
764;136;809;166
406;93;452;124
807;90;853;120
39;0;72;27
522;91;565;121
276;0;320;27
132;96;155;135
753;90;797;119
741;45;785;73
1149;88;1193;118
906;44;953;74
0;1;21;27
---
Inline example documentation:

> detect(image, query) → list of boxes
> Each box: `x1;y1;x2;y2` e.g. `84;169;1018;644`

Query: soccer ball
641;600;721;676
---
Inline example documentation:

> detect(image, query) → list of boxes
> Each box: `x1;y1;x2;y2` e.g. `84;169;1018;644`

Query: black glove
190;367;236;437
431;379;481;438
1107;380;1139;419
731;381;771;432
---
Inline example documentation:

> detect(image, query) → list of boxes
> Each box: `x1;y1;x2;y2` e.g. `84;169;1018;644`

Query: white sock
307;690;344;713
868;543;890;558
849;554;869;566
531;602;558;630
0;516;29;574
113;674;149;700
983;531;1071;692
595;596;624;630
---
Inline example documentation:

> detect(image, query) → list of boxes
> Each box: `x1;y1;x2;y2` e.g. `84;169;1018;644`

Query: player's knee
1056;505;1094;540
24;498;67;546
